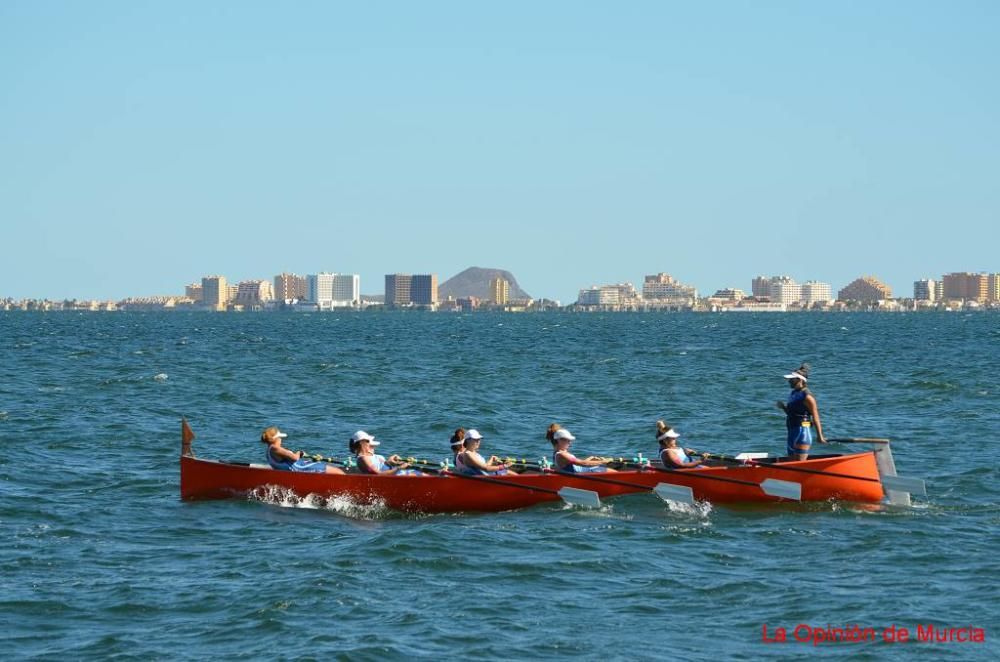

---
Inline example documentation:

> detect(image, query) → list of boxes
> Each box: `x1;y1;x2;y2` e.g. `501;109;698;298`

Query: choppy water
1;311;997;660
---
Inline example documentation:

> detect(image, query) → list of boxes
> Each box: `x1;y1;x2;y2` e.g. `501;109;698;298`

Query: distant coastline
2;298;997;314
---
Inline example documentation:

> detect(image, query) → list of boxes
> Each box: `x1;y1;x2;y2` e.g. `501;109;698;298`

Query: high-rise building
942;272;989;302
751;275;796;301
642;273;698;300
235;280;274;305
913;279;938;302
308;273;335;306
185;283;203;302
201;275;228;311
385;274;412;307
838;276;892;302
770;279;802;306
490;277;510;305
751;276;771;298
411;275;438;306
990;274;1000;302
274;273;307;301
331;274;360;306
801;281;832;306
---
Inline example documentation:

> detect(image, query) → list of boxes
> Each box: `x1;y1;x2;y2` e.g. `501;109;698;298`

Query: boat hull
180;451;884;513
616;453;884;503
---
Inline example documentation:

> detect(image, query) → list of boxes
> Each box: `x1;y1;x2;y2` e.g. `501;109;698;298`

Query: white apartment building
769;279;802;306
577;287;620;306
235;280;274;305
643;273;698;300
801;281;832;306
913;279;938;302
331;274;360;307
308;273;360;309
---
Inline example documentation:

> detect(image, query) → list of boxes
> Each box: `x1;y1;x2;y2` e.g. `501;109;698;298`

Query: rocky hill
439;267;531;301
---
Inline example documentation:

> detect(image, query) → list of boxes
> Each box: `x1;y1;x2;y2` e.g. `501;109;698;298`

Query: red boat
179;421;908;513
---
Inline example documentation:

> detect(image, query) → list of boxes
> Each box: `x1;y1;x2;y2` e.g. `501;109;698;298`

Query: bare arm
668;448;703;467
360;456;410;475
466;452;507;472
272;445;301;462
805;394;826;443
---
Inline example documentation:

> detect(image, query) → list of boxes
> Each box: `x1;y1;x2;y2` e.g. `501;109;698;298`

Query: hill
439;267;531;301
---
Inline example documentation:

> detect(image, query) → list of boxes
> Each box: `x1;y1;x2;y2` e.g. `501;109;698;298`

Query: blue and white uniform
661;446;690;467
358;453;420;476
660;446;706;469
785;388;813;456
553;451;608;474
267;448;329;473
455;451;507;476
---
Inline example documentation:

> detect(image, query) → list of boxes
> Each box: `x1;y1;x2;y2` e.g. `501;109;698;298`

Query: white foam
663;499;713;518
248;485;392;519
153;373;168;381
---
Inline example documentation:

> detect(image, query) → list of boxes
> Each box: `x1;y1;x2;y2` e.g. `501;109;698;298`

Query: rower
350;430;422;475
455;429;511;475
655;421;705;468
775;363;828;460
549;427;616;473
261;426;344;474
449;428;466;468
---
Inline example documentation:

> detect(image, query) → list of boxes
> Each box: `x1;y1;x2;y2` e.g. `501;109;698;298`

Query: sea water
1;311;997;660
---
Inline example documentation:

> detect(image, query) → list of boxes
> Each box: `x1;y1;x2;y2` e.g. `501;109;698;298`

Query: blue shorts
290;459;329;473
787;425;813;456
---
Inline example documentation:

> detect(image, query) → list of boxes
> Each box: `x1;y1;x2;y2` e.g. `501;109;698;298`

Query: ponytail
546;422;561;442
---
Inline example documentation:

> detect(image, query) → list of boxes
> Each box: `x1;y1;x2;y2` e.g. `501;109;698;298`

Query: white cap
657;429;680;442
783;371;808;382
553;429;575;441
350;430;378;446
466;429;483;440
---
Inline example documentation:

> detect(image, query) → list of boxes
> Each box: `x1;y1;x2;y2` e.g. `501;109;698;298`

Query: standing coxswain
776;363;827;460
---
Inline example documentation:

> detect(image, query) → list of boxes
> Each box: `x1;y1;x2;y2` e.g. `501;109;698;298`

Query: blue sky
2;1;997;302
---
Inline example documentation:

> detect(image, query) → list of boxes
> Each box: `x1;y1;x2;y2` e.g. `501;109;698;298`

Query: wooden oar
501;459;703;505
614;459;803;502
403;459;601;508
508;458;801;503
694;452;926;495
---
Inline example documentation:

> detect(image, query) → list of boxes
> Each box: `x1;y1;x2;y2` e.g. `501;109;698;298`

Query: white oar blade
760;478;801;501
881;475;926;496
557;487;602;508
735;452;769;461
653;482;696;504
